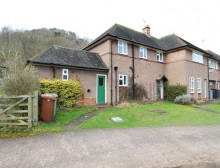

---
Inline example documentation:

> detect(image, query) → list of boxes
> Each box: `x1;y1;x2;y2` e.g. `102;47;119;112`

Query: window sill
119;85;128;87
118;52;128;56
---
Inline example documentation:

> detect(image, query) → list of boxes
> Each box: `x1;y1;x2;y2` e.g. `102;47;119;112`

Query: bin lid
41;93;58;97
41;94;56;100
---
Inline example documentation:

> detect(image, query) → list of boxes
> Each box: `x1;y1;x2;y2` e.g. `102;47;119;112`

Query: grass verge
79;101;220;129
0;106;98;138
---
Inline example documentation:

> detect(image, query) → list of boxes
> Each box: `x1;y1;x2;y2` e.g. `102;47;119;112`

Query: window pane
99;78;103;86
119;79;123;85
139;48;143;58
124;43;127;53
63;75;67;80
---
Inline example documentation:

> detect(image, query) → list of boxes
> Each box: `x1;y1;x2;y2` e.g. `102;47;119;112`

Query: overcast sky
1;0;220;54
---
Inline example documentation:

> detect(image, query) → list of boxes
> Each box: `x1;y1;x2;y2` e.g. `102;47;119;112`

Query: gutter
27;61;109;72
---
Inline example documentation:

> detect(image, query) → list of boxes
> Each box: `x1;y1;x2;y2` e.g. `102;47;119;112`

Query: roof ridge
52;45;98;54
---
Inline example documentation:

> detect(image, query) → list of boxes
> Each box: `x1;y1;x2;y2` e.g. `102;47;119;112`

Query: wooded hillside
0;26;91;66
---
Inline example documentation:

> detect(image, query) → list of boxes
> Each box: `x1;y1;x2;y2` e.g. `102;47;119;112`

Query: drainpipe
132;44;135;99
52;65;56;78
110;40;113;105
207;58;210;99
114;66;118;104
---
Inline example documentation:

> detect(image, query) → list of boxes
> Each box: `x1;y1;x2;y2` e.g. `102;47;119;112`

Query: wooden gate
0;91;38;128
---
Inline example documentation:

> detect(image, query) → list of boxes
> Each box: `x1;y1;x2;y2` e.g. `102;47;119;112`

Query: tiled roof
84;23;213;57
205;50;220;62
84;24;164;50
159;34;211;55
29;45;108;71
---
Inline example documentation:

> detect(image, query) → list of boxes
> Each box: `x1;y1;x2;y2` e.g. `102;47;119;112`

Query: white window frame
209;59;218;69
118;41;128;55
62;69;69;80
197;78;201;93
156;51;163;62
217;81;220;90
192;51;203;64
139;47;147;59
189;77;194;93
119;74;128;86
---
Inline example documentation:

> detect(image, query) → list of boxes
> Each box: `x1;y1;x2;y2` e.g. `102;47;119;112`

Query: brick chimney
142;25;150;36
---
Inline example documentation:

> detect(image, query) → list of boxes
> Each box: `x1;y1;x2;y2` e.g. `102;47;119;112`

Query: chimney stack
142;25;150;36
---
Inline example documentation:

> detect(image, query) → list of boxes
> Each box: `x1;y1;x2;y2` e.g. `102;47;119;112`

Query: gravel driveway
1;126;220;168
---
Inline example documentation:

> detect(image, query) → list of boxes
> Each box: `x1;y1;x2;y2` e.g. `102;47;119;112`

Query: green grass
0;106;98;138
1;101;220;138
200;103;220;112
79;102;220;129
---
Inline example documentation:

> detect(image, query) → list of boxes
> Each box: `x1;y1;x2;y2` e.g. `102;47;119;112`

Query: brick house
84;24;220;104
28;45;109;105
30;24;220;105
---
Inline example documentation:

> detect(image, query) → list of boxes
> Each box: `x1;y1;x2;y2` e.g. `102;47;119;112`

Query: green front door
97;75;106;104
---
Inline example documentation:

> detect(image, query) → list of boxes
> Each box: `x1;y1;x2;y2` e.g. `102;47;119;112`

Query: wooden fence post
28;96;33;128
33;91;39;126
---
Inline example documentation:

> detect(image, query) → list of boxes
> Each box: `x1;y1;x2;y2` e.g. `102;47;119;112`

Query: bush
164;84;187;101
40;79;83;107
128;83;148;101
3;65;39;95
174;94;192;105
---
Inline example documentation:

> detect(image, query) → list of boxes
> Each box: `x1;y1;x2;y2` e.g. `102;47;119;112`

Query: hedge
40;79;83;107
164;84;187;101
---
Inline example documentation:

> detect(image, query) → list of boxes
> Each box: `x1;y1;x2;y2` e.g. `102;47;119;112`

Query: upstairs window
189;77;194;93
62;69;68;80
192;52;203;64
209;59;218;69
118;41;128;55
156;51;163;62
139;47;147;59
197;78;201;93
119;74;128;86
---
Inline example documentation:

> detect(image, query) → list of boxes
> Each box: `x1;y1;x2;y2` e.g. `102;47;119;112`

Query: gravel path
1;126;220;168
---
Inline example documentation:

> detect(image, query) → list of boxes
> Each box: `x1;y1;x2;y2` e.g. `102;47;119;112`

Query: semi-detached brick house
30;24;220;105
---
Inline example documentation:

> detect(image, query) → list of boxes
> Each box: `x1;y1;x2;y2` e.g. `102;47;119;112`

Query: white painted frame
192;51;203;64
62;69;68;80
118;41;128;55
96;74;107;104
204;79;207;98
139;46;148;59
156;51;163;62
189;77;194;93
197;78;201;93
118;74;128;87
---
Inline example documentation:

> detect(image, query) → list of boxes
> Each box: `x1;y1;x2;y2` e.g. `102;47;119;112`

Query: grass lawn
79;101;220;129
199;102;220;112
1;101;220;138
0;106;98;138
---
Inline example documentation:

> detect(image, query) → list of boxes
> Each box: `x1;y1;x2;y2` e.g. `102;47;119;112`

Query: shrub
129;83;148;101
164;84;187;101
3;65;39;95
174;94;192;105
40;79;83;107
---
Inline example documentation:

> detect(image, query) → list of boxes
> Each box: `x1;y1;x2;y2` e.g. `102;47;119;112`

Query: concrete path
65;107;106;129
1;126;220;168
